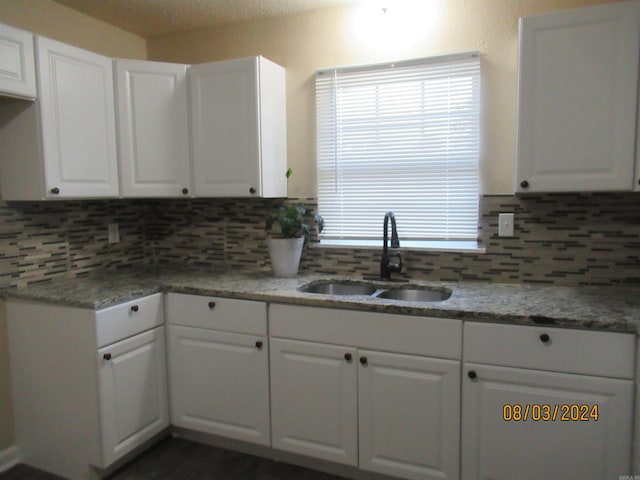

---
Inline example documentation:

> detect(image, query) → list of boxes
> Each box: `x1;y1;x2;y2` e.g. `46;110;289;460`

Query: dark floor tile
109;438;349;480
0;437;350;480
0;464;66;480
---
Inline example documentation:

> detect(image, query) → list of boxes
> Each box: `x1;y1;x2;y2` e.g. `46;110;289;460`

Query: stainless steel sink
373;287;452;302
298;281;378;296
298;280;451;302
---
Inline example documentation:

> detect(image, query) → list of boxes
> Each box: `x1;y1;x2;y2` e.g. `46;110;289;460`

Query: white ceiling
52;0;364;37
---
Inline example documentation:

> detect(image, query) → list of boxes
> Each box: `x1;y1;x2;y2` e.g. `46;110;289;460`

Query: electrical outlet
498;213;514;237
108;223;120;244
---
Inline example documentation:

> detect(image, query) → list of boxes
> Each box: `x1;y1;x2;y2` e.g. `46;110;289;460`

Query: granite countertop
3;266;640;334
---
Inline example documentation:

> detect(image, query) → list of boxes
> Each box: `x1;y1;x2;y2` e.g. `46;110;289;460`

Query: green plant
265;168;324;242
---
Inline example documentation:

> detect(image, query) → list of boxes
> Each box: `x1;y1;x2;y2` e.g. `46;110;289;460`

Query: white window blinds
315;52;480;243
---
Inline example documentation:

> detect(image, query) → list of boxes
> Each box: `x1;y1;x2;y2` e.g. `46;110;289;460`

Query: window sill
314;239;485;253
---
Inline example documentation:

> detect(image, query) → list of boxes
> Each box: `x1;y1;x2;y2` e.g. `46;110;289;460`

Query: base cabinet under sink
268;304;462;480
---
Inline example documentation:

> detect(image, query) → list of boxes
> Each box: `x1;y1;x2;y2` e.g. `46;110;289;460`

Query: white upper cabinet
515;1;640;193
0;36;119;200
0;23;36;99
189;56;287;198
115;60;192;197
38;37;119;198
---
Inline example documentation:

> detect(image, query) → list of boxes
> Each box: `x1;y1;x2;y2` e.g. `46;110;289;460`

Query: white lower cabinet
7;290;638;480
166;293;270;446
6;293;168;480
97;326;169;467
358;350;460;480
269;304;462;480
461;322;635;480
270;338;358;465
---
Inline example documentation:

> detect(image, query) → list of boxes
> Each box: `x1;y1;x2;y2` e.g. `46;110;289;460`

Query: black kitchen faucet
380;211;402;280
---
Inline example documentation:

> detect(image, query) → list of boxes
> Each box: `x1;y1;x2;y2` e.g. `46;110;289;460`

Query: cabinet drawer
463;322;635;379
95;293;164;347
269;304;462;359
166;293;267;335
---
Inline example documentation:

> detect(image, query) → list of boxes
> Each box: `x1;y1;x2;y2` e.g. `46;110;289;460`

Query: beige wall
0;0;146;452
149;0;618;197
0;0;146;59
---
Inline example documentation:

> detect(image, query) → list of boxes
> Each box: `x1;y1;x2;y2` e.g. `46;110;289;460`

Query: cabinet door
358;350;460;480
97;326;169;466
0;23;36;99
189;57;260;197
270;338;358;466
461;363;633;480
168;325;270;446
37;36;119;198
515;2;640;192
115;60;191;197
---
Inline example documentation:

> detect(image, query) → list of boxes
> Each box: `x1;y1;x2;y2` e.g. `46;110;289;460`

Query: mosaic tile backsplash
0;193;639;288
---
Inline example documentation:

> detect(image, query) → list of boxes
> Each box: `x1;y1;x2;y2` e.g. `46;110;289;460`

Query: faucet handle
388;252;403;273
396;251;403;272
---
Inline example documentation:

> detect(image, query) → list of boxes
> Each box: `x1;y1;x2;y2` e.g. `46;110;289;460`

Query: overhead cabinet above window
515;1;640;193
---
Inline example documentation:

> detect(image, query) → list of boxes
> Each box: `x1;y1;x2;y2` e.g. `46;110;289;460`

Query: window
315;52;480;249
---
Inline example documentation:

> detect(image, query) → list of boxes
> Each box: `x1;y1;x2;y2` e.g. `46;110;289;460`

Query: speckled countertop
3;266;640;334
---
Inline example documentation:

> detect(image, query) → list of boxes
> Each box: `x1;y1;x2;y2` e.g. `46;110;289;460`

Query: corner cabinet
269;304;461;480
166;293;271;446
6;294;169;480
114;59;192;197
189;56;287;198
515;1;640;193
461;322;635;479
0;36;119;200
0;23;36;99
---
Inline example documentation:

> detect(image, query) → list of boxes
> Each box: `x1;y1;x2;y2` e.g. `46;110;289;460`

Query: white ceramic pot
268;237;305;277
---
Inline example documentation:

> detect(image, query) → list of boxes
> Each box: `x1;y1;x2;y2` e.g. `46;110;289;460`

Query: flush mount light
351;0;442;52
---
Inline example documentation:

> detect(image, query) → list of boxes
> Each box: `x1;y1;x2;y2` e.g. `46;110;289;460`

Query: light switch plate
498;213;514;237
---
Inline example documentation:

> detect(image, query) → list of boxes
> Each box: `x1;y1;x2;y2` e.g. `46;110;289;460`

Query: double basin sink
298;280;451;303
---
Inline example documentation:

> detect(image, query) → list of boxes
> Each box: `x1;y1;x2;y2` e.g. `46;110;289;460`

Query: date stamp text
503;404;599;422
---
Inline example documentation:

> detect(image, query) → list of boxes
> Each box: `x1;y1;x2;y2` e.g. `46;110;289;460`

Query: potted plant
265;169;324;277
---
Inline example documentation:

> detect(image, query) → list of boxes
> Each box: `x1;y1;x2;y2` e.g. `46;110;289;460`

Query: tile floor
0;437;349;480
